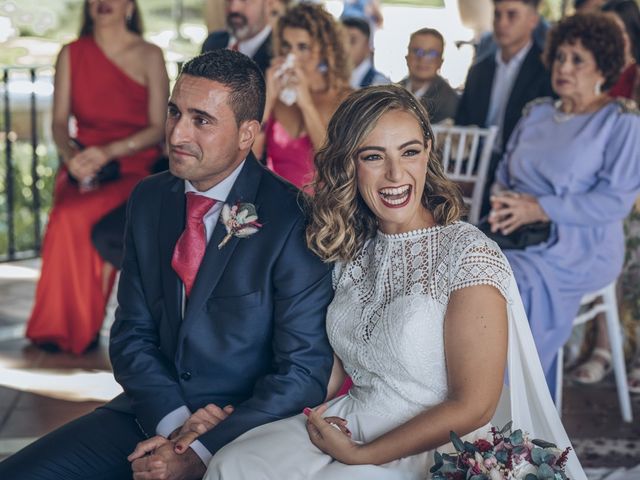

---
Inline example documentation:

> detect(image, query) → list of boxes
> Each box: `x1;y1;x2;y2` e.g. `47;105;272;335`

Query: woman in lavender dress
488;13;640;395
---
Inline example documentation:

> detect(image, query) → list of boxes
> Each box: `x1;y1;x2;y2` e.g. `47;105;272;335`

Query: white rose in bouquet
511;460;537;479
489;468;504;480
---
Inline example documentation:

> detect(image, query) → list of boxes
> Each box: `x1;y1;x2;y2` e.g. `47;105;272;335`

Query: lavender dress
494;98;640;392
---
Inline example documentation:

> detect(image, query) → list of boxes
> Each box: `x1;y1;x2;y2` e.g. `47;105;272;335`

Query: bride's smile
355;109;435;235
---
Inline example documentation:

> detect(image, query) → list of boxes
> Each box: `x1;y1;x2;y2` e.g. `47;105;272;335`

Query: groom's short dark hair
180;50;266;125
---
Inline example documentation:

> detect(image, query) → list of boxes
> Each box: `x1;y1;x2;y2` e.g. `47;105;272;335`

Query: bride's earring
594;80;602;96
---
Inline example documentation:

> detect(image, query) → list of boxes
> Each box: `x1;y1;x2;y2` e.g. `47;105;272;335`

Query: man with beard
202;0;272;74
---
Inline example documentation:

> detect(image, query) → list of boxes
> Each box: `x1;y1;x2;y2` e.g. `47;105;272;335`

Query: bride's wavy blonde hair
306;85;463;263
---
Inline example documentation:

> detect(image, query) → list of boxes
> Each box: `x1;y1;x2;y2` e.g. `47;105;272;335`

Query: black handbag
68;160;120;185
478;216;551;250
67;138;121;186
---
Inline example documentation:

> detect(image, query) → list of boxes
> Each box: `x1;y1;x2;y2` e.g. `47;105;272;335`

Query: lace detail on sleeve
450;234;513;302
332;262;344;290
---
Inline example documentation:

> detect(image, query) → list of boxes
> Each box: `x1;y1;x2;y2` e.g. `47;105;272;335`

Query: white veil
491;278;587;480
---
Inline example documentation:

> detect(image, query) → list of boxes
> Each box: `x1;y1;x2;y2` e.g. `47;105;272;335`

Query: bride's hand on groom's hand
130;440;205;480
172;404;234;454
128;435;170;462
305;404;365;465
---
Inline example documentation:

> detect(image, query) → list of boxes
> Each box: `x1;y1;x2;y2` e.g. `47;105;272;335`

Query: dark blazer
107;155;334;455
202;30;272;74
399;75;459;124
455;43;553;151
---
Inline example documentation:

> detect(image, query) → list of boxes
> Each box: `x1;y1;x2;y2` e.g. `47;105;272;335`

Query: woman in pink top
257;2;351;188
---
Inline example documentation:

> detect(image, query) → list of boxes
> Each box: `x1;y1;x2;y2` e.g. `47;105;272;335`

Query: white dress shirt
156;159;245;465
350;58;373;89
228;26;271;60
486;42;532;151
405;79;431;99
349;58;390;89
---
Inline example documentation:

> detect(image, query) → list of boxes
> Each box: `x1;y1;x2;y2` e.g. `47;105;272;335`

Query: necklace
552;100;574;123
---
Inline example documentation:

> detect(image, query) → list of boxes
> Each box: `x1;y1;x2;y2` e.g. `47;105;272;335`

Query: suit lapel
503;44;544;146
183;155;265;323
478;58;496;126
505;45;542;123
253;33;272;73
159;176;186;333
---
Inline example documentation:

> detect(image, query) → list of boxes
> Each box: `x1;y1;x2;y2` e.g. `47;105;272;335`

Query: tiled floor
0;259;639;478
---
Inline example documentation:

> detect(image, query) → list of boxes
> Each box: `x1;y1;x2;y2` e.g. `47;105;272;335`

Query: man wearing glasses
398;28;459;124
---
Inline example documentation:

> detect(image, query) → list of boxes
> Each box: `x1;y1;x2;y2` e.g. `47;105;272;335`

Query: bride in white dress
190;85;585;479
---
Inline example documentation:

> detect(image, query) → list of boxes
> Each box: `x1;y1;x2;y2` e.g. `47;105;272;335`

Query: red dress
265;116;315;188
26;36;160;354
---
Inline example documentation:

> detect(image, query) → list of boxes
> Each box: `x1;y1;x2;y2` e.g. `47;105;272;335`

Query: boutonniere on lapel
218;202;262;249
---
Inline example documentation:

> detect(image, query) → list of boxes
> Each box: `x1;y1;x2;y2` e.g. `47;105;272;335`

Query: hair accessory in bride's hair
406;98;430;139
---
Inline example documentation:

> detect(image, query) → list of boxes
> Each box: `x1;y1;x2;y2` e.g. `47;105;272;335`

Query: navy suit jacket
455;43;553;151
107;155;334;455
201;30;272;74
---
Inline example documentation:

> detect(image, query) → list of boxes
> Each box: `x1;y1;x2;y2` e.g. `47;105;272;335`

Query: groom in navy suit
0;50;334;480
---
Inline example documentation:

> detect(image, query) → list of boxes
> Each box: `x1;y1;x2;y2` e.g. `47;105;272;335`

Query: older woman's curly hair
273;2;350;92
543;13;625;90
307;85;464;263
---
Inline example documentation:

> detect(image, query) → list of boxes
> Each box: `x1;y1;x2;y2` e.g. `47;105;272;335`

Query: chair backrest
431;124;498;224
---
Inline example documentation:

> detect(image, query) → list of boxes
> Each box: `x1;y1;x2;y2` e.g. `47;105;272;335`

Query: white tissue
276;53;297;106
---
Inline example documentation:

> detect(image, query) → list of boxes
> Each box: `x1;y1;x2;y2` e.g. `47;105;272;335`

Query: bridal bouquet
430;422;571;480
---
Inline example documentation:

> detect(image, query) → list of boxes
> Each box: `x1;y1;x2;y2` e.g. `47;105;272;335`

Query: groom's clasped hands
127;404;234;480
127;401;360;479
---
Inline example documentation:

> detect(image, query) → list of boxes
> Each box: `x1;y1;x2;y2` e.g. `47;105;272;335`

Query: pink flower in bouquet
483;455;498;469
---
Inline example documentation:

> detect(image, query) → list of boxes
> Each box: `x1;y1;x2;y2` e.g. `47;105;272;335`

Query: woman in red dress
26;0;169;354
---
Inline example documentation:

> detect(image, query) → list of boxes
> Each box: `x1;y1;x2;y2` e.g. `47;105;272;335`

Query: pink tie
171;192;217;298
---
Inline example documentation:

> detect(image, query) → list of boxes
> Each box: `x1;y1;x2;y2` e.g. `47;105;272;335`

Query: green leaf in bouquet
450;431;465;452
524;475;538;480
440;462;458;474
513;445;527;455
442;453;458;462
532;439;557;449
431;473;446;480
541;449;557;464
531;447;545;465
538;463;556;479
495;450;508;463
500;421;513;434
509;429;524;446
430;451;444;473
469;475;488;480
464;441;477;453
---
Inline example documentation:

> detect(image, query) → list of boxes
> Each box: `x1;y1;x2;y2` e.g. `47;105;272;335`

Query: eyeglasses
408;48;442;61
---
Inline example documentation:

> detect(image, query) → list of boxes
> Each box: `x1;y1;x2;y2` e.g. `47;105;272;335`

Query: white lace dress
205;222;586;480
